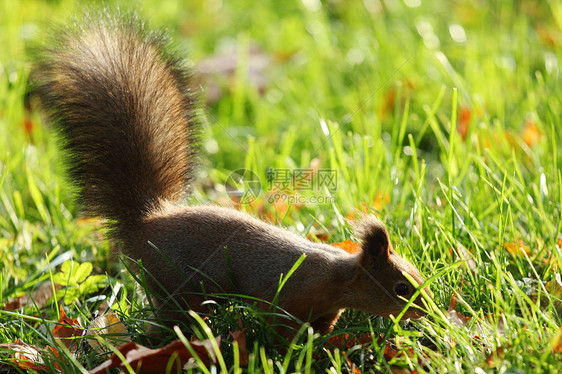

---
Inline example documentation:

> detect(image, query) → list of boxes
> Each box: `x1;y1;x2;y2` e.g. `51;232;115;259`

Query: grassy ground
1;0;562;372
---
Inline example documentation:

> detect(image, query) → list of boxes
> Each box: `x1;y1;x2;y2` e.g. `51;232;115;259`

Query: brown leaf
346;195;389;220
88;337;220;374
230;329;249;366
52;305;83;352
23;117;34;138
535;25;562;47
552;327;562;354
307;226;330;242
328;333;411;363
448;294;508;342
86;313;131;350
485;346;505;366
3;282;61;311
346;202;370;220
0;339;60;373
504;240;531;257
342;351;362;374
519;119;540;148
457;107;471;141
546;278;562;298
372;192;390;211
382;343;404;362
327;333;375;349
447;293;470;328
331;240;360;254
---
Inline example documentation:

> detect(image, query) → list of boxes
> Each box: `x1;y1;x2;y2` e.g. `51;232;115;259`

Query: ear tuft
356;216;391;259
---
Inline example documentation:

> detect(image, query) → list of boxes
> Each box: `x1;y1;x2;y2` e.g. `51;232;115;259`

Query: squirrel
34;13;428;336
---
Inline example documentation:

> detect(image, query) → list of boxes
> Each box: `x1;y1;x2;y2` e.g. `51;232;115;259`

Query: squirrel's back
35;13;199;235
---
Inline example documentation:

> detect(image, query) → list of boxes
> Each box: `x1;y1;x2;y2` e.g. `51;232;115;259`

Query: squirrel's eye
395;283;410;297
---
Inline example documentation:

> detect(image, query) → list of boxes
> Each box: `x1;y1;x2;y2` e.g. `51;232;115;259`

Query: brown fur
35;13;427;336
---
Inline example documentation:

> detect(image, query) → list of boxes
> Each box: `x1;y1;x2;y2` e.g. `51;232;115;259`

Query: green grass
2;0;562;372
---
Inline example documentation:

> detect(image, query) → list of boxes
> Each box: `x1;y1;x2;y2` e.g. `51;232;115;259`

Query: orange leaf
332;240;360;254
519;119;540;148
346;202;370;220
382;343;402;362
0;339;61;373
307;228;330;242
457;107;471;140
23;118;34;138
504;240;531;257
327;333;376;349
372;192;390;211
53;305;84;352
88;337;220;374
342;351;362;374
552;327;562;354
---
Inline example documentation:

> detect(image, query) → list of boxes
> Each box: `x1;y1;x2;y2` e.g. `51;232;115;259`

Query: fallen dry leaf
379;80;416;120
519;119;541;148
23;117;34;139
457;106;471;140
52;305;84;352
327;333;413;364
0;339;60;373
504;240;531;257
307;226;330;242
552;327;562;354
332;240;360;254
346;195;389;221
546;277;562;298
372;192;391;211
229;329;249;366
485;346;505;366
327;333;375;349
447;293;470;328
3;282;61;311
342;351;362;374
346;202;370;220
88;337;220;374
86;313;131;350
447;293;507;341
391;369;415;374
536;25;562;47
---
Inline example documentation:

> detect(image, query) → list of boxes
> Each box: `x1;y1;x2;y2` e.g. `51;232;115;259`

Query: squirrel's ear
357;217;391;261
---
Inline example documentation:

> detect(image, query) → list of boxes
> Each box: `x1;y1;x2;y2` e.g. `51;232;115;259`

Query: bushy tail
34;13;199;232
